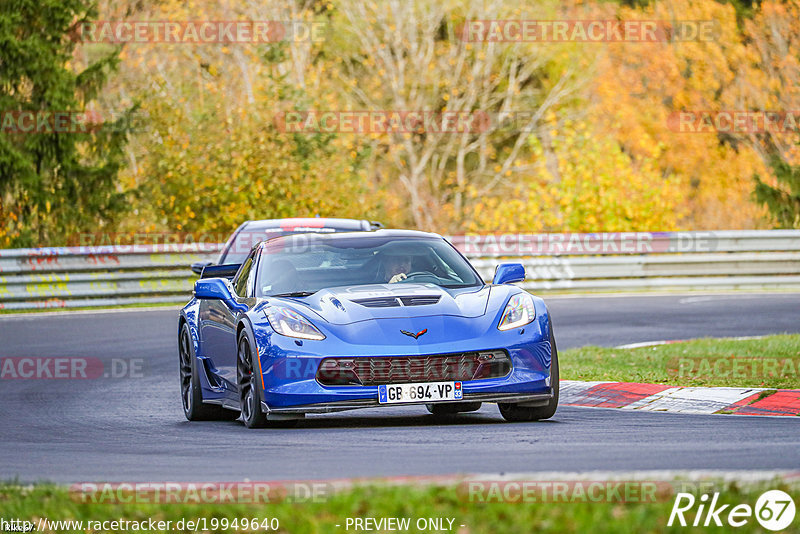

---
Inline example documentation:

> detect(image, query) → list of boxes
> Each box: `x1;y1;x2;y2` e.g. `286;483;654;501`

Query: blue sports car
178;230;558;427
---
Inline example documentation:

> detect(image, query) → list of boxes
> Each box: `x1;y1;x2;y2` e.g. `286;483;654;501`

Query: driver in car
384;254;412;283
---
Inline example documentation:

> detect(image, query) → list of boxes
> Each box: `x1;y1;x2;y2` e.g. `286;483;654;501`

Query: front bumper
261;389;555;415
256;328;554;412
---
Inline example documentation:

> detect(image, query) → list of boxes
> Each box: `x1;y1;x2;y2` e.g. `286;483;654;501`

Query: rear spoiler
200;263;241;280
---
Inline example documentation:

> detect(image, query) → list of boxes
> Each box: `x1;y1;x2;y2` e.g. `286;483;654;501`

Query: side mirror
199;263;241;280
194;277;234;300
493;263;525;285
191;261;213;275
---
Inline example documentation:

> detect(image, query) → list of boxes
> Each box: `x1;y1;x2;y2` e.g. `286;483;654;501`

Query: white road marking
614;335;769;349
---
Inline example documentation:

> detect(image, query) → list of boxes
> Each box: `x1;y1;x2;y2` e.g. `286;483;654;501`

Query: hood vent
399;295;440;306
351;295;441;308
351;296;401;308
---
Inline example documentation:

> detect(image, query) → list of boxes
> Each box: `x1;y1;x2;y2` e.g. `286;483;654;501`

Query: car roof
258;228;441;247
240;218;371;231
218;218;382;265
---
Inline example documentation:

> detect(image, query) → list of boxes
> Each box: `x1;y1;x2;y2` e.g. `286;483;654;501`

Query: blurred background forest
2;0;800;247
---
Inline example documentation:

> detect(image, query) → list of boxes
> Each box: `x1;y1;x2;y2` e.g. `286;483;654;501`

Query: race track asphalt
1;293;798;483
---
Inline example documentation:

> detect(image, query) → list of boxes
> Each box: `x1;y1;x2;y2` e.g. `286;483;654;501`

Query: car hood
278;283;491;325
250;284;532;350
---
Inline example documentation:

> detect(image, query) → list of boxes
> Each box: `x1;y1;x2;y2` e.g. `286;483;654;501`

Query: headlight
498;293;536;331
266;306;325;340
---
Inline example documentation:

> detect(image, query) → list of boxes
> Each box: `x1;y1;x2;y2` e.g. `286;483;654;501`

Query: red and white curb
560;381;800;416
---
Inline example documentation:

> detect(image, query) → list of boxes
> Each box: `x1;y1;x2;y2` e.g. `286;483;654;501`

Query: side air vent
351;295;441;308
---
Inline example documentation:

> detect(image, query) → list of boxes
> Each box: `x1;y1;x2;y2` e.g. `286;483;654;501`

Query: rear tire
499;320;559;422
179;323;238;421
426;402;482;416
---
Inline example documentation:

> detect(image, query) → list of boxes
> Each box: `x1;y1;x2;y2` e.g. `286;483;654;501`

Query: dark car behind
191;218;381;275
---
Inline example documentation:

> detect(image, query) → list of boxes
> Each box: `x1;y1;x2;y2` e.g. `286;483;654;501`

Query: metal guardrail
0;231;798;310
456;230;800;291
0;244;222;310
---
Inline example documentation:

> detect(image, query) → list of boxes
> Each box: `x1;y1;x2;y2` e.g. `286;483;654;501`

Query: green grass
1;481;798;534
561;334;800;389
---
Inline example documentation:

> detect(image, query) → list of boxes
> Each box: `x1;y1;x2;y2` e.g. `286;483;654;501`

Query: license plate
378;381;462;404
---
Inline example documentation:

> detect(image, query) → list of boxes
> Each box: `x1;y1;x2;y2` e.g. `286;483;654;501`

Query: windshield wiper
270;291;316;298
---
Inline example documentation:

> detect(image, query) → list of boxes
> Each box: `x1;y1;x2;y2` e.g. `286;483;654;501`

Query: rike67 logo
668;490;796;531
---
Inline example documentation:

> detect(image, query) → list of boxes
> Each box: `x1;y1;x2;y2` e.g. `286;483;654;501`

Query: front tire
236;328;300;429
178;323;238;421
499;320;559;422
237;328;269;428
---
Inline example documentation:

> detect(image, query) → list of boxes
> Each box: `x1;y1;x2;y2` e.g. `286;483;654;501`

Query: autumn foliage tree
6;0;800;246
327;0;590;232
0;0;129;247
97;0;381;237
741;0;800;227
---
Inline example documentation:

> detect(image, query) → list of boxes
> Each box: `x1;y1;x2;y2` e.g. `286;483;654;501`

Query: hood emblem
401;328;427;339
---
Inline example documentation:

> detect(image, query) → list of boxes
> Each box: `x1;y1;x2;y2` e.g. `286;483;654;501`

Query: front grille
351;295;441;308
316;350;511;386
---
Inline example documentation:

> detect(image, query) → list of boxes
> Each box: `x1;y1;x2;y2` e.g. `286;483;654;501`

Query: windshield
219;219;369;265
256;235;482;297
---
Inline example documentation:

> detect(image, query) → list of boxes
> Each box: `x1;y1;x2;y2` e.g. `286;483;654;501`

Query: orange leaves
586;0;782;229
79;0;799;239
